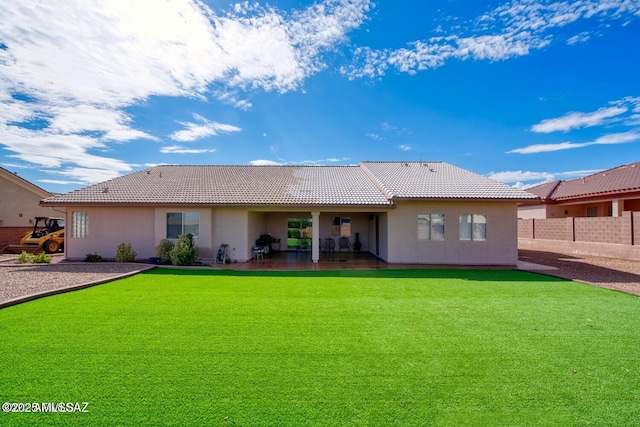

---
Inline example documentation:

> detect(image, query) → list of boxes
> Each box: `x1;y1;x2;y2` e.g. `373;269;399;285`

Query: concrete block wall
533;218;573;241
518;219;533;239
518;212;639;261
0;226;32;248
574;216;625;244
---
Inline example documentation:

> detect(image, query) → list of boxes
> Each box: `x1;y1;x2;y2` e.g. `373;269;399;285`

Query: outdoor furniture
325;238;335;251
253;247;265;261
339;237;350;250
216;244;230;264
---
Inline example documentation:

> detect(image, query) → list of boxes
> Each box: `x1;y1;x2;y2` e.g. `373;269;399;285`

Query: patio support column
311;211;320;263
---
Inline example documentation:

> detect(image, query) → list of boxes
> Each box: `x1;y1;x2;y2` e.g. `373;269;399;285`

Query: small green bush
115;242;137;263
17;250;32;264
84;252;103;262
170;233;199;266
32;252;51;264
17;251;51;264
156;239;174;264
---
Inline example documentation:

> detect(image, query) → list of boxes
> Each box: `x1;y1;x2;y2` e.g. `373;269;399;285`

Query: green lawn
1;269;640;426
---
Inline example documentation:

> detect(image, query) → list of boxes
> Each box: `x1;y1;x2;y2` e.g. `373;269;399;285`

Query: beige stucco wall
212;208;249;261
66;207;156;260
0;172;55;227
386;201;518;265
66;206;214;260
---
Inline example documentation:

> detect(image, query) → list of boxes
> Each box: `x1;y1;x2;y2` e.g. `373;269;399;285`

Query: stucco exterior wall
386;201;518;265
212;208;249;262
517;204;547;220
0;174;54;227
67;207;156;260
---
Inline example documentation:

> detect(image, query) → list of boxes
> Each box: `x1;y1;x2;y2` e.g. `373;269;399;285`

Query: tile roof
525;161;640;201
524;180;561;200
42;165;394;206
42;162;538;206
361;161;539;200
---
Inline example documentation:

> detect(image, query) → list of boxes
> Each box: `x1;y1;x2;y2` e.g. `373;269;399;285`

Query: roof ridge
0;166;52;196
359;162;395;199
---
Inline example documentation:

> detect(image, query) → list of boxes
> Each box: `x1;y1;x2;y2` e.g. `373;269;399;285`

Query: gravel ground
519;249;640;296
1;250;638;307
0;255;153;306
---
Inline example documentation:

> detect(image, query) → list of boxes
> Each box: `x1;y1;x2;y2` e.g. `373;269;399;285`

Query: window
586;206;598;217
72;211;89;238
418;214;445;241
166;212;199;239
331;217;351;237
459;214;486;241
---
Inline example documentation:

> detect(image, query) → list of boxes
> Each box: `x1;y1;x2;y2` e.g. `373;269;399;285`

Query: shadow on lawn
142;267;562;282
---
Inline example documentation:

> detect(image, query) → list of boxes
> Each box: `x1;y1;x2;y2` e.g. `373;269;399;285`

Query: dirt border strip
0;265;156;309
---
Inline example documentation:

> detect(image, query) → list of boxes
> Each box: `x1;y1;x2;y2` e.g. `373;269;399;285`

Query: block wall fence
518;211;640;260
0;227;32;249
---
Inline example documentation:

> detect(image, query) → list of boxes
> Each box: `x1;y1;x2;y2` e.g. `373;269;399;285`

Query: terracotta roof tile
552;162;640;200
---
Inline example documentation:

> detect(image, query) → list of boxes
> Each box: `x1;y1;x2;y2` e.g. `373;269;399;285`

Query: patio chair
216;244;230;264
325;238;335;252
338;237;350;251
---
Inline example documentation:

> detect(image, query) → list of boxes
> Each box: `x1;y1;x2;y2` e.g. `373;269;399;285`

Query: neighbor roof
0;166;52;197
41;162;538;207
525;161;640;201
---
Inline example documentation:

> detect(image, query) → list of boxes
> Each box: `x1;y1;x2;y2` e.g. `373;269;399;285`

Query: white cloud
399;144;412;151
487;170;555;183
343;0;640;78
488;168;602;189
531;106;628;133
508;130;640;154
169;114;241;142
160;145;216;154
250;159;283;166
567;31;591;45
0;0;373;184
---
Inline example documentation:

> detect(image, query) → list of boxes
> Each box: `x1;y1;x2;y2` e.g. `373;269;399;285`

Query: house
40;161;538;265
0;167;56;248
518;161;640;219
518;161;640;260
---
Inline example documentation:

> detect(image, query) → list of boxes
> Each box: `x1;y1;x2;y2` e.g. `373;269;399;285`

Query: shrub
17;251;32;264
84;252;103;262
156;239;174;264
32;252;51;264
115;242;137;263
17;251;51;264
170;233;199;266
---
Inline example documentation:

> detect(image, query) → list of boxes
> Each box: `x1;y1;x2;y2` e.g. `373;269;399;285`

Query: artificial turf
1;268;639;426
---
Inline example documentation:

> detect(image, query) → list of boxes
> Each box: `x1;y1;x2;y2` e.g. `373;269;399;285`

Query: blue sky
1;0;639;193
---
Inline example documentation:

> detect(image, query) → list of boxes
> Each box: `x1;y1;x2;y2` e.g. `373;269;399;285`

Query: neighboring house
0;167;57;247
41;161;538;265
518;161;640;261
519;161;640;219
